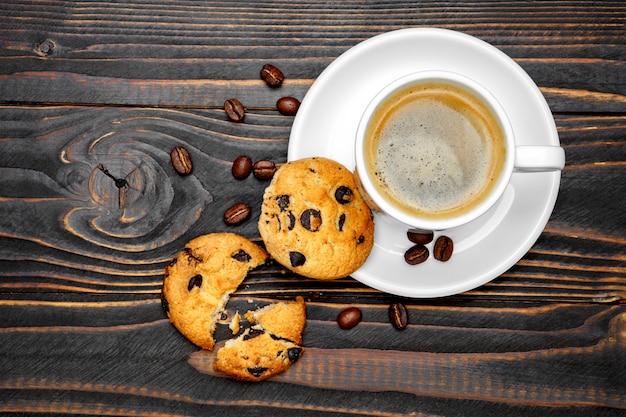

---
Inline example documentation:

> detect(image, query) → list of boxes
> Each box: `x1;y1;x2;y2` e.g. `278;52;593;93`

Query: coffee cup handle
514;146;565;172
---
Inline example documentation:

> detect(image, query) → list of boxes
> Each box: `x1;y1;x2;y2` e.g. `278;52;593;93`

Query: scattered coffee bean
276;96;300;115
337;307;362;329
232;155;253;179
223;202;251;225
388;302;408;330
260;63;284;87
253;159;277;180
433;235;454;262
170;146;193;175
224;98;246;122
407;229;434;244
404;244;429;265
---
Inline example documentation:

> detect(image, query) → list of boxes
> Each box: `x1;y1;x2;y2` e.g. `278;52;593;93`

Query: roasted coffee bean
223;202;251;225
260;63;284;87
289;251;306;267
388;302;408;330
253;159;277;180
433;235;454;262
232;155;253;179
404;244;429;265
187;274;203;291
287;347;303;362
337;307;362;329
224;98;245;122
231;249;251;263
334;186;354;204
276;96;300;115
300;209;322;232
407;229;434;244
170;146;193;175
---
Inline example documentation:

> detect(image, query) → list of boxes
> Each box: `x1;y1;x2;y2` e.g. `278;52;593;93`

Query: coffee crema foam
365;81;506;220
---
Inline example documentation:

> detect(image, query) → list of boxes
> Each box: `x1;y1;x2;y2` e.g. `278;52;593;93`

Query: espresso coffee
364;81;507;220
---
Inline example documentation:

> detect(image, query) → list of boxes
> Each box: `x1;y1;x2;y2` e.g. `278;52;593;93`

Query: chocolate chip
276;195;290;211
334;186;354;204
247;366;269;377
337;213;346;231
231;249;251;263
183;247;203;264
161;294;169;313
287;211;296;230
289;251;306;267
300;209;322;232
287;347;302;362
187;274;202;291
357;235;365;244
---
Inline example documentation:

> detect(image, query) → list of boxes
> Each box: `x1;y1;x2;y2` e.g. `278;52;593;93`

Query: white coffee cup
354;70;565;231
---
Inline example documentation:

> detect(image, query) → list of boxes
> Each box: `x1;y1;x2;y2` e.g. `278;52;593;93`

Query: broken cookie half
214;296;306;382
161;233;269;350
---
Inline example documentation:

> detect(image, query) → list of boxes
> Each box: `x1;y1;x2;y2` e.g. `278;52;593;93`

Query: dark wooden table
1;1;625;416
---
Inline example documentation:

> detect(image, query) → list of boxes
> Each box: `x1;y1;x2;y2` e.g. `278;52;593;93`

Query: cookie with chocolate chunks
161;233;268;350
258;157;375;280
214;296;306;381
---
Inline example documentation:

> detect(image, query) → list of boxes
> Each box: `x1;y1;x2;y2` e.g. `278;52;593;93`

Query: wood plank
0;1;624;415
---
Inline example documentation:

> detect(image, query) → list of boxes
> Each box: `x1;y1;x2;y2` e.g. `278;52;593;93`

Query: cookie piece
161;233;268;350
258;157;375;280
214;329;303;382
244;296;306;344
214;297;306;381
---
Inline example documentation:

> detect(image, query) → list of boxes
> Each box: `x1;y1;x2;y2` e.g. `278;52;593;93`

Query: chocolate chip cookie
161;233;268;350
258;157;375;280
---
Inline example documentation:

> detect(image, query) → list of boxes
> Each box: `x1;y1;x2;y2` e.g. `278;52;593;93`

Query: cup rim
354;70;515;231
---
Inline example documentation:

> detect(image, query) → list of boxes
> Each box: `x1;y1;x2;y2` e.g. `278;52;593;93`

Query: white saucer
288;28;562;298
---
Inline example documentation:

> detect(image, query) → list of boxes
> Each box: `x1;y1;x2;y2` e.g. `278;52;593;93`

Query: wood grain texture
1;1;625;416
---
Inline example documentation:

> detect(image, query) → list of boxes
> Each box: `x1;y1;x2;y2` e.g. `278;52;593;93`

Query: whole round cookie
258;157;375;280
161;233;268;350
